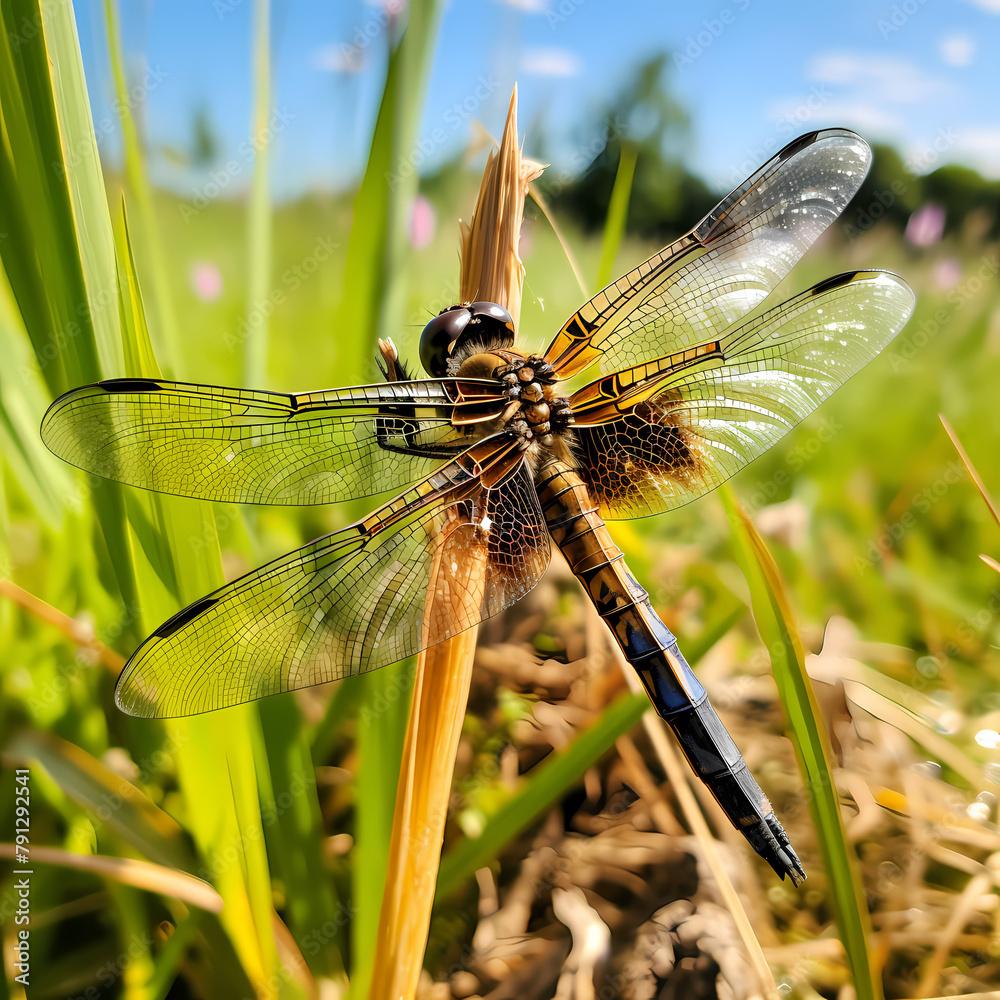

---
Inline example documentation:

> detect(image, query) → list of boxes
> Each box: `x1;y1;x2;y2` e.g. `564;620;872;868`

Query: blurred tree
155;105;220;171
541;54;715;238
191;104;219;167
922;164;1000;239
839;145;1000;243
427;68;1000;248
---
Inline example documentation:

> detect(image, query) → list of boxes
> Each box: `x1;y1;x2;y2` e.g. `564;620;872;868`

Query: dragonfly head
419;301;515;377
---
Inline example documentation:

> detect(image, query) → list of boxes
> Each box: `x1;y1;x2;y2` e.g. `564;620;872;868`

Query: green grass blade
0;0;107;390
0;125;66;392
240;12;344;977
5;729;198;870
594;141;637;292
108;883;155;999
146;912;204;1000
2;730;255;995
244;0;272;387
435;691;649;899
2;0;138;631
114;200;163;378
0;268;68;526
102;0;181;375
720;484;882;1000
256;695;347;977
336;0;442;357
310;675;362;766
350;661;411;995
43;0;121;379
113;206;295;998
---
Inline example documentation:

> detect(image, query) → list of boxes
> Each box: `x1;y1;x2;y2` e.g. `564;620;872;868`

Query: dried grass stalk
458;85;544;320
0;579;124;672
0;843;222;913
368;86;540;1000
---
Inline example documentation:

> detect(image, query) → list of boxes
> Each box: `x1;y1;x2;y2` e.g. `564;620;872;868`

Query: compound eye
419;306;472;377
469;301;515;335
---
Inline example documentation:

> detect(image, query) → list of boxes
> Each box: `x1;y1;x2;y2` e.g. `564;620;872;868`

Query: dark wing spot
154;596;219;638
778;130;819;160
100;378;163;393
811;271;859;295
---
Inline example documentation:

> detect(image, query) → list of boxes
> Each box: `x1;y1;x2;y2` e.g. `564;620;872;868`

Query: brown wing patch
571;393;706;517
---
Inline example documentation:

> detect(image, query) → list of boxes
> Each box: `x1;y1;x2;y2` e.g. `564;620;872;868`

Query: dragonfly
41;129;915;884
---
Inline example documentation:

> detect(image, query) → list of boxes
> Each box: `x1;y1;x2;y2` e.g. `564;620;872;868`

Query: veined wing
568;271;915;519
115;432;551;718
40;376;508;505
543;129;872;380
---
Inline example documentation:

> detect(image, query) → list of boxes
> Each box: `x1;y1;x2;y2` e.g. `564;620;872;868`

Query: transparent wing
568;271;915;519
543;129;872;379
40;377;508;505
115;434;550;717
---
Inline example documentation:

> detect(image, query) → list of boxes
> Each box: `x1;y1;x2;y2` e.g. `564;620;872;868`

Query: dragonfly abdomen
535;459;805;883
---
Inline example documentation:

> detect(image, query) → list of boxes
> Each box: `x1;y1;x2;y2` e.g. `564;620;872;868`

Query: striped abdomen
535;459;804;883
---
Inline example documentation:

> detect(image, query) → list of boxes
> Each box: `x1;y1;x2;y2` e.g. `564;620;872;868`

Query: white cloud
521;47;581;77
954;128;1000;178
810;101;904;135
941;33;975;66
808;52;953;103
765;92;903;136
904;127;1000;179
962;0;1000;11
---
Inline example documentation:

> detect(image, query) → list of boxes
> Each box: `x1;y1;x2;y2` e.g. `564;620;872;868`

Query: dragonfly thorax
456;349;573;450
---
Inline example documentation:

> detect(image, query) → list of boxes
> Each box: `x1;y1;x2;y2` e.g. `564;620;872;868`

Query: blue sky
73;0;1000;200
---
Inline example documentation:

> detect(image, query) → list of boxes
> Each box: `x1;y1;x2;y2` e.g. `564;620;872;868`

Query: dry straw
368;86;542;1000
